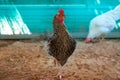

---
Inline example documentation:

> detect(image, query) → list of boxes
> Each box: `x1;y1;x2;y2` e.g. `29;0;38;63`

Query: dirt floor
0;39;120;80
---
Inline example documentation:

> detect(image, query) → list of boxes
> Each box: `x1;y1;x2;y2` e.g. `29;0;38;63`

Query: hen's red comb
59;9;64;14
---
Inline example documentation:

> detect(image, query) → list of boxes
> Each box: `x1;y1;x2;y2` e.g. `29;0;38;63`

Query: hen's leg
100;34;106;42
101;34;105;41
57;64;63;80
54;59;63;80
54;58;60;67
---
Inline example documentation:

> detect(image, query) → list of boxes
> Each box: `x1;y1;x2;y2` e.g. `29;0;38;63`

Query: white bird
85;5;120;43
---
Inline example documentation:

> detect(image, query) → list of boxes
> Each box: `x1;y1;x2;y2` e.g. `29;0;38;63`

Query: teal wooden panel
16;5;116;33
0;0;119;5
0;4;120;39
0;0;86;5
15;5;93;34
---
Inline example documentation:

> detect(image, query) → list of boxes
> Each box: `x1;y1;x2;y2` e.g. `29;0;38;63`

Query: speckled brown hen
47;9;76;79
48;9;76;66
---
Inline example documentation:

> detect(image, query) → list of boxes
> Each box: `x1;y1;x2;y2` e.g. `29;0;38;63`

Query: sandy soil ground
0;39;120;80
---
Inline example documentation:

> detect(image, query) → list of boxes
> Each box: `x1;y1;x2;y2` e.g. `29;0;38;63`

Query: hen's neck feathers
53;15;68;36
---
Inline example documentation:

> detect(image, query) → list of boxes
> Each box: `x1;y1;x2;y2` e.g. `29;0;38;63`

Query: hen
85;5;120;43
47;9;76;79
